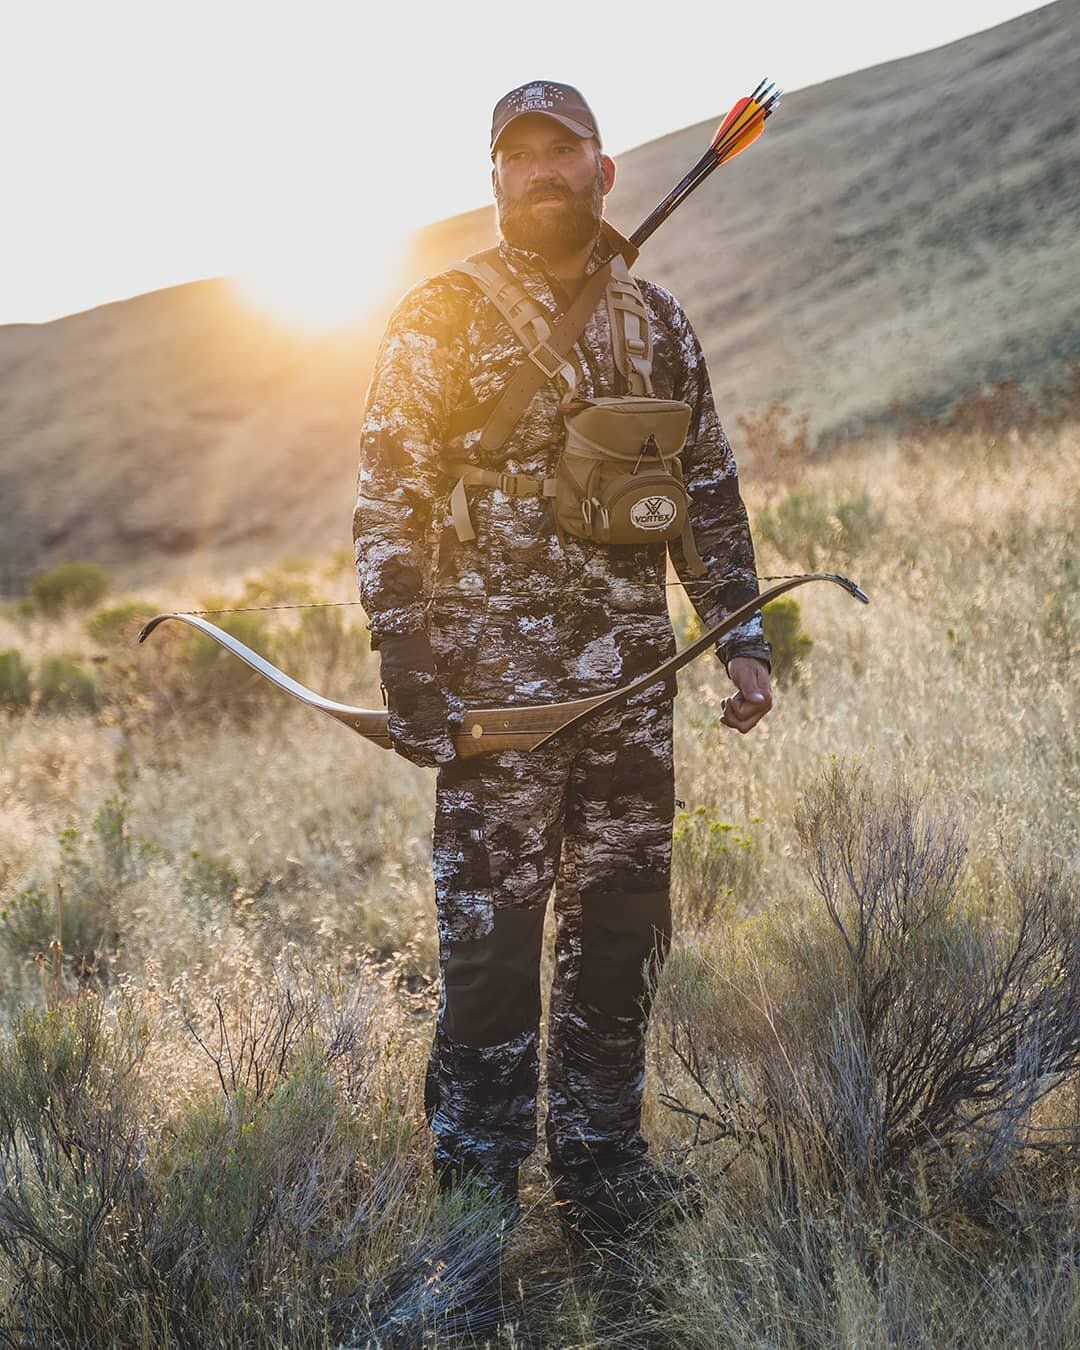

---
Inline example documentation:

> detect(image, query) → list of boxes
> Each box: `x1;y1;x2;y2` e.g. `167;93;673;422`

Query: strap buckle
526;339;568;381
497;472;539;498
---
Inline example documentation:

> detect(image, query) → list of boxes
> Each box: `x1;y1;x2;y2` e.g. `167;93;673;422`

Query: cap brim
491;110;597;154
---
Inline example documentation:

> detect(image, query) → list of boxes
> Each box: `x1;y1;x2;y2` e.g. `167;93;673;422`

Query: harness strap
679;521;707;576
452;257;579;399
474;262;613;453
447;223;640;441
606;254;654;396
447;462;558;543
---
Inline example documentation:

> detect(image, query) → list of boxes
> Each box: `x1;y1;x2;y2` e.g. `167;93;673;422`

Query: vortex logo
630;495;677;530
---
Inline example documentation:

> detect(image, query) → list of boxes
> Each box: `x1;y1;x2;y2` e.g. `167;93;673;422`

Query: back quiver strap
606;254;654;396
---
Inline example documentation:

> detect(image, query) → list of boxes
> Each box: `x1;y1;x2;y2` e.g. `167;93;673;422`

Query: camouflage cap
491;81;601;157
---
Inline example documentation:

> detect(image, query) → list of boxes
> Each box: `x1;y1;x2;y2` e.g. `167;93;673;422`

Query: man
353;82;771;1235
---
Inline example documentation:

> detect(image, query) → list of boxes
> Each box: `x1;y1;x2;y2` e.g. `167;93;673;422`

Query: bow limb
138;612;395;747
137;613;605;757
531;571;869;749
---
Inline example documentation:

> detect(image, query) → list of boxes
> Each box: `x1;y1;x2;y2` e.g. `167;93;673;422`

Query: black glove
378;632;457;768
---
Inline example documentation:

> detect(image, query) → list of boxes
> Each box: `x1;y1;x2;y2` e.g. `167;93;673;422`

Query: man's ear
600;153;616;196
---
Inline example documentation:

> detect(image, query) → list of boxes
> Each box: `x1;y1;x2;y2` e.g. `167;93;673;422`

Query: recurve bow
138;572;868;758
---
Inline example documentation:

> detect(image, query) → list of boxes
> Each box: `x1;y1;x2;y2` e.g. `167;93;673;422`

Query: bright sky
2;0;1051;327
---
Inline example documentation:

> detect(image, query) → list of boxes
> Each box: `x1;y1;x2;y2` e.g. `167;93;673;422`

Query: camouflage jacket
352;230;770;708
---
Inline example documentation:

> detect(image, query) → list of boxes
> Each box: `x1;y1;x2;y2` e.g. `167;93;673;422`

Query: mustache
524;186;572;204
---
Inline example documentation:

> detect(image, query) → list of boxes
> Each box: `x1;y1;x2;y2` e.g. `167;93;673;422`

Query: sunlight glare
232;231;408;333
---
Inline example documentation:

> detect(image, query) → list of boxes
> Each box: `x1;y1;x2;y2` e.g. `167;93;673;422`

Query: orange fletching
713;99;765;153
711;96;751;148
715;115;765;165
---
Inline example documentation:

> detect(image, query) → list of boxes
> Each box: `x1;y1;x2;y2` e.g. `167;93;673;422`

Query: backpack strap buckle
497;471;541;498
527;338;573;384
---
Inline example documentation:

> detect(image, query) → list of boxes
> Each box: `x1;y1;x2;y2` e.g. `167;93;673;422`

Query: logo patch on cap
520;83;554;111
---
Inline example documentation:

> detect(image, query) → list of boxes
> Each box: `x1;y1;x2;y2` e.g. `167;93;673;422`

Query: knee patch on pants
443;905;546;1047
577;890;672;1022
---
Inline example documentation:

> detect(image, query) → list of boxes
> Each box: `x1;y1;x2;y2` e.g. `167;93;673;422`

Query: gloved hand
378;632;457;768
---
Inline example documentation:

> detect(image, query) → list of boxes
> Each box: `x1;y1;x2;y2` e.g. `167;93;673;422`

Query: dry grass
0;421;1077;1345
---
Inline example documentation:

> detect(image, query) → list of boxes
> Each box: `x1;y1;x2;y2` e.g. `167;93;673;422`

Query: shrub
761;597;812;683
0;969;506;1347
755;484;883;567
238;564;317;609
1;796;144;980
29;560;109;615
276;604;372;688
0;648;32;710
182;850;241;914
737;402;810;493
0;885;52;966
672;807;757;928
86;599;157;646
659;763;1080;1195
167;612;279;720
36;654;98;712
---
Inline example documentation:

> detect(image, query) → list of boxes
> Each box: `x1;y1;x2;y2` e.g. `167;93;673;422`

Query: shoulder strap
452;251;580;402
449;253;613;453
606;254;653;396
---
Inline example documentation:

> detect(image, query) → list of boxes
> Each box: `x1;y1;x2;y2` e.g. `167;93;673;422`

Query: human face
492;115;616;262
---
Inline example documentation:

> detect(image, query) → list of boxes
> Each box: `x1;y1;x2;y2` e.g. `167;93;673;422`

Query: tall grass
0;422;1076;1345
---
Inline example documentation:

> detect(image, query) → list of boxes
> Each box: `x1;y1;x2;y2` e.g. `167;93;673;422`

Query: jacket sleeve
666;299;771;672
352;279;466;647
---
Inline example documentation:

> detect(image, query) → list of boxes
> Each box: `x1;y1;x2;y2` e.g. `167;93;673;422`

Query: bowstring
179;574;809;617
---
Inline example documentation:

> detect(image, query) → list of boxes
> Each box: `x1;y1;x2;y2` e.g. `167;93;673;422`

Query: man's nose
526;156;565;184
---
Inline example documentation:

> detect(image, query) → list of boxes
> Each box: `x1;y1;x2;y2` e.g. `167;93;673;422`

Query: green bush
1;797;140;976
85;599;157;646
169;612;279;719
239;564;316;608
0;972;506;1348
182;851;240;912
0;884;52;963
276;604;372;687
672;807;758;927
755;485;883;567
36;655;98;712
29;561;109;615
0;648;32;710
761;596;813;682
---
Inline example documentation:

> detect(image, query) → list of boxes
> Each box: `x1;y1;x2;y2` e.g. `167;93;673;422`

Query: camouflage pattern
424;696;674;1204
353;230;769;1200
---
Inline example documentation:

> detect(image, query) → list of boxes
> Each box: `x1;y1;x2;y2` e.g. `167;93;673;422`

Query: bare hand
720;656;773;735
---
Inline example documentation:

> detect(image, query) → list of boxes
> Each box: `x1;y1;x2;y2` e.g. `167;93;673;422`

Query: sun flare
232;234;408;333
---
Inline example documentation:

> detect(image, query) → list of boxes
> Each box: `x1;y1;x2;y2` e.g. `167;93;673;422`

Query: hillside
1;0;1077;586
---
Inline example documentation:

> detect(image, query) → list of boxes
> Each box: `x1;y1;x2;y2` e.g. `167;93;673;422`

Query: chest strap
446;465;558;544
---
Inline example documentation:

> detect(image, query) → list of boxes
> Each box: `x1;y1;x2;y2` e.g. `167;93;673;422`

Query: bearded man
353;82;771;1236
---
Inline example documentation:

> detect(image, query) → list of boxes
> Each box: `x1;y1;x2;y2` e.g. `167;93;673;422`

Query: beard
495;171;603;261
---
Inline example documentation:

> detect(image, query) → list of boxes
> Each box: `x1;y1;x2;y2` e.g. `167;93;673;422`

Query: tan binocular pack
445;237;706;574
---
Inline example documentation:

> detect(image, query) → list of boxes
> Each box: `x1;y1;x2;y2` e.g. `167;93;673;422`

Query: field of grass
0;422;1076;1346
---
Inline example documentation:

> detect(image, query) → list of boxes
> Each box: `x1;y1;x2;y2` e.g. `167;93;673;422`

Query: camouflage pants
424;698;673;1204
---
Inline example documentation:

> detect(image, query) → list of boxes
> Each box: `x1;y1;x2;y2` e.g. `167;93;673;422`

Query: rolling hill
1;0;1077;587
